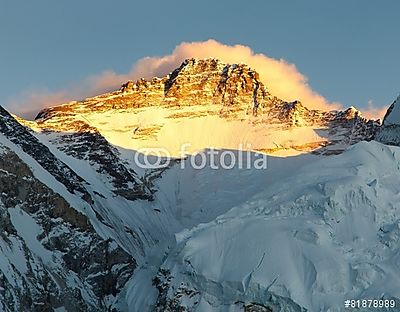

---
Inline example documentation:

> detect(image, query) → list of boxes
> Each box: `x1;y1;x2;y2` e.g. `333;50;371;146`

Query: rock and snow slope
35;58;379;157
376;95;400;146
382;95;400;126
0;135;136;311
0;58;398;311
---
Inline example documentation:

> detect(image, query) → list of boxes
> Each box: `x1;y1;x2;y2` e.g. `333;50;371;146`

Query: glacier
133;141;400;311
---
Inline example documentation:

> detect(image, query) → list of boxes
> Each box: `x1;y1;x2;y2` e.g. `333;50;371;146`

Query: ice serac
375;95;400;145
35;58;379;157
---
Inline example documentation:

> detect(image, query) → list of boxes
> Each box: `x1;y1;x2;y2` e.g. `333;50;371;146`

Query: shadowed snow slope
376;95;400;146
382;95;400;126
147;141;400;311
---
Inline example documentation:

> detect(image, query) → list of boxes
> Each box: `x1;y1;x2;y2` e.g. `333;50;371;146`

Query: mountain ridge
37;58;365;120
31;58;379;157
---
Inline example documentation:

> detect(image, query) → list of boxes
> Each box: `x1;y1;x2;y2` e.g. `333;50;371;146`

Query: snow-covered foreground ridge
0;58;400;311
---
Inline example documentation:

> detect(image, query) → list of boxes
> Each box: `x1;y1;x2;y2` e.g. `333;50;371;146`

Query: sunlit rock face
34;58;378;157
376;95;400;145
162;58;271;113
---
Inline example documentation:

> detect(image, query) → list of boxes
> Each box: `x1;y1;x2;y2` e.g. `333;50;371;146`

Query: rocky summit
0;58;398;311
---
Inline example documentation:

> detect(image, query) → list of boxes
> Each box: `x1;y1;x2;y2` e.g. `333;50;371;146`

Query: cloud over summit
6;39;386;119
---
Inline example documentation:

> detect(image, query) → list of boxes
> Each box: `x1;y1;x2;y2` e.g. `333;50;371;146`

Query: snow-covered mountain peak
382;94;400;126
343;106;361;119
375;95;400;146
30;59;381;157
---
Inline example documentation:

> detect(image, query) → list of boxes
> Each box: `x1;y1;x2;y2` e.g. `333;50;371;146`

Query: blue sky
0;0;398;115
